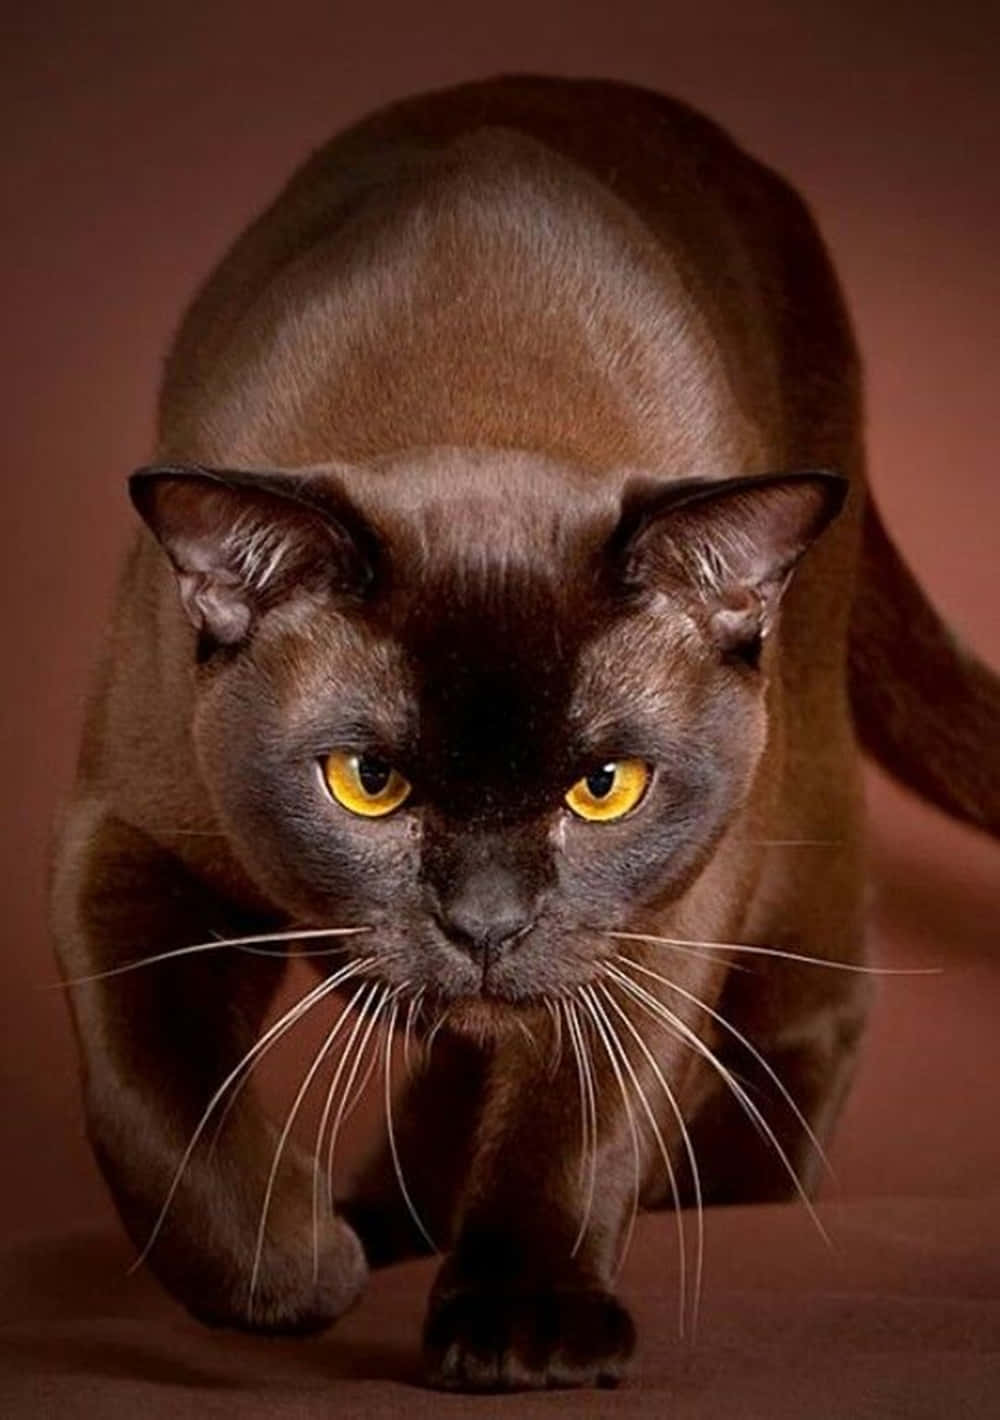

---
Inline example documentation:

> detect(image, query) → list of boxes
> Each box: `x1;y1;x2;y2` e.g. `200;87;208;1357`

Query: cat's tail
848;499;1000;836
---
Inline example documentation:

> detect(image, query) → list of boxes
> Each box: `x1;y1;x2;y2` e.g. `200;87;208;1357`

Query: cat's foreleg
338;1027;487;1267
52;809;367;1333
419;1015;665;1391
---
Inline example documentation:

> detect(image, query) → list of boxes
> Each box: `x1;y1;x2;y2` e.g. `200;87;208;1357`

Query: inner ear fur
611;470;848;657
129;465;377;647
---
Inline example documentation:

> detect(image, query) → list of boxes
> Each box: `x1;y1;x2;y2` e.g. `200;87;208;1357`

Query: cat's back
158;75;860;480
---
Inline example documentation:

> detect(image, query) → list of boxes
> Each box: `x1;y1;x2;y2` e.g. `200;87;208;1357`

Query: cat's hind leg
673;965;872;1206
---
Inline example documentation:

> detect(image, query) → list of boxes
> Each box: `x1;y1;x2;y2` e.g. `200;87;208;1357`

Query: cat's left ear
130;465;377;646
610;470;848;659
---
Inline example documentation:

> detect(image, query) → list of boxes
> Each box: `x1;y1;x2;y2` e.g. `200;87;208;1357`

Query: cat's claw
422;1286;636;1391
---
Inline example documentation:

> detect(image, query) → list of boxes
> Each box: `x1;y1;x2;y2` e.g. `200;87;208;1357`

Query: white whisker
130;955;373;1275
311;980;383;1276
605;964;829;1247
322;984;393;1224
56;925;371;988
425;1007;449;1061
545;997;564;1078
513;1015;541;1058
595;980;704;1338
669;834;843;850
240;943;365;959
562;999;589;1193
248;979;369;1317
608;930;939;976
207;956;376;1161
607;936;754;974
574;987;641;1287
384;998;438;1252
563;999;598;1256
579;983;688;1337
336;1009;389;1130
613;952;833;1185
575;1001;600;1260
402;988;424;1075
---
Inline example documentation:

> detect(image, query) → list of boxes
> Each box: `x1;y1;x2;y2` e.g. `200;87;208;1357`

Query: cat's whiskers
592;980;704;1338
310;981;385;1274
608;929;940;976
573;987;641;1289
603;962;829;1246
206;951;377;1162
575;983;689;1338
383;997;438;1253
562;999;598;1256
612;952;833;1183
544;997;564;1078
513;1014;542;1059
336;996;399;1132
130;954;373;1275
424;1006;450;1061
402;989;425;1075
323;983;397;1225
247;978;371;1317
749;838;843;847
562;999;588;1190
55;924;372;988
605;936;754;975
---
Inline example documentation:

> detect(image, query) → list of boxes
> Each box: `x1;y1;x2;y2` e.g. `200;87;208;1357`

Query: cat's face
133;449;843;1013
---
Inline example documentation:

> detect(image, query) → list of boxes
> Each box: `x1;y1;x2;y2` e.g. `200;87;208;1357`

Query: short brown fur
52;76;1000;1392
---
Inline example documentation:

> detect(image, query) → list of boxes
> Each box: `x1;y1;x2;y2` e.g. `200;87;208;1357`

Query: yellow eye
565;759;650;822
323;752;411;818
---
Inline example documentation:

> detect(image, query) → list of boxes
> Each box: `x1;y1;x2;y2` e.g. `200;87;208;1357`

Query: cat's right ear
129;465;377;647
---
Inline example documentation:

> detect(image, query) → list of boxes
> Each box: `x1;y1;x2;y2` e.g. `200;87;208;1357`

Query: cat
51;74;1000;1392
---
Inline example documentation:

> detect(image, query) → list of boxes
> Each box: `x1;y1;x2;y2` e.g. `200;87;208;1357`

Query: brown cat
51;75;1000;1391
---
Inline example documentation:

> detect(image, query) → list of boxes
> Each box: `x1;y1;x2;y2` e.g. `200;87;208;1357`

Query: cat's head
131;449;844;1016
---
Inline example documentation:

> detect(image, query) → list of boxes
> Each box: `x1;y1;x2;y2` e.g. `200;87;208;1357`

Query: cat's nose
435;868;536;958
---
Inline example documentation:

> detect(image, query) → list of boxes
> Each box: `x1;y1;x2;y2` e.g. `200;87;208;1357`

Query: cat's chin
434;992;548;1042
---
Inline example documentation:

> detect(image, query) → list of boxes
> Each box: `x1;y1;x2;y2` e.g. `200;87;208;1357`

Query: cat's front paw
178;1211;367;1337
422;1284;636;1391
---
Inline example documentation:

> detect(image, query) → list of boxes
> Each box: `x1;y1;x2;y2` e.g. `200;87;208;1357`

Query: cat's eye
565;759;651;822
322;751;411;817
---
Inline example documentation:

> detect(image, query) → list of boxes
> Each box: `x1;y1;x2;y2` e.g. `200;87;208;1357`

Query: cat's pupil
586;764;617;799
357;755;391;796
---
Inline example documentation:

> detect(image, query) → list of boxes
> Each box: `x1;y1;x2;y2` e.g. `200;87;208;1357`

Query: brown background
1;0;998;1252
